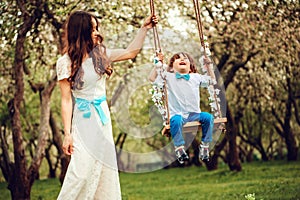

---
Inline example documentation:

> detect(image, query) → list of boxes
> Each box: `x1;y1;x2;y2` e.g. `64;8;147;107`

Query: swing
149;0;227;137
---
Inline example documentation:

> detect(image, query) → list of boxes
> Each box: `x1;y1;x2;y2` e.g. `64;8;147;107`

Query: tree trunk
28;79;56;182
206;135;228;170
8;1;46;198
116;133;127;171
219;55;257;172
246;147;254;162
45;145;56;178
272;66;299;161
49;111;70;183
191;138;202;167
257;141;269;161
226;106;242;171
284;74;298;160
9;15;32;200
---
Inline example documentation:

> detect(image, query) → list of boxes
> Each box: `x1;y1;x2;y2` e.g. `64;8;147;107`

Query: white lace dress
56;54;121;200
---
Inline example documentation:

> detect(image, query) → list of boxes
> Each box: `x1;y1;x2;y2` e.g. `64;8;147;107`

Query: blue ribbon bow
75;96;109;125
175;72;190;81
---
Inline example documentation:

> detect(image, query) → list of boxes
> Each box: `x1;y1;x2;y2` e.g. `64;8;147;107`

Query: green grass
0;160;299;200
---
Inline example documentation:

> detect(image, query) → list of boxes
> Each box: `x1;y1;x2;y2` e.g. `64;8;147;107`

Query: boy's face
172;53;191;74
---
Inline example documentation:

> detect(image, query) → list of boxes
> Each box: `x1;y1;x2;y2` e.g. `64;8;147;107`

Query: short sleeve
56;54;71;81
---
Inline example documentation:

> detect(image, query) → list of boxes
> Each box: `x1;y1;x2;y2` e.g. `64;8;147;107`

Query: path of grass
0;160;299;200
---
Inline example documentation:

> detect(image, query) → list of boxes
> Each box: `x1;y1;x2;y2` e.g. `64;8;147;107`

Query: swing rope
150;0;170;126
150;0;161;53
192;0;223;119
192;0;206;54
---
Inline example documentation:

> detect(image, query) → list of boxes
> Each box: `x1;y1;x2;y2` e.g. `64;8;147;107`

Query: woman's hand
62;134;74;155
142;15;158;29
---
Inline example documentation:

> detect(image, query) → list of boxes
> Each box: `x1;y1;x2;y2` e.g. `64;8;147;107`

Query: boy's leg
199;112;214;161
186;112;214;142
199;112;214;143
170;115;185;147
170;115;189;163
187;112;213;161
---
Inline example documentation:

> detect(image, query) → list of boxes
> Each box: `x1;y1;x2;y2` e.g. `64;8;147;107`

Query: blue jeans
170;112;214;147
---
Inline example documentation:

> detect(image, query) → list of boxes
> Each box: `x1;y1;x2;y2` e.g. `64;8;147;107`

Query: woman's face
172;53;191;74
91;17;100;45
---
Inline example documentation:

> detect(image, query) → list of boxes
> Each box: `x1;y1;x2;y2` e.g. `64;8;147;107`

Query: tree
0;0;69;198
7;0;45;199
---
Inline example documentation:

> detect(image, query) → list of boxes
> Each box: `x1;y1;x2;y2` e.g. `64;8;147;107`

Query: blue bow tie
176;72;190;81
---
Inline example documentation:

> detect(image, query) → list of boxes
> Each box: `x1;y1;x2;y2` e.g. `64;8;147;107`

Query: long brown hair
168;52;198;73
63;10;112;89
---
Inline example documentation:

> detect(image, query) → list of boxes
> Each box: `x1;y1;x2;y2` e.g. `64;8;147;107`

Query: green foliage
0;160;300;199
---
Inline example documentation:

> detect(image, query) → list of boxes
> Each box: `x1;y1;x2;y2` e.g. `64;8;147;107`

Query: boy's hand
203;56;212;65
157;52;164;62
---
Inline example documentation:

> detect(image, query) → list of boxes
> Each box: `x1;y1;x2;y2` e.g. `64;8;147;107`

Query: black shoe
175;148;189;164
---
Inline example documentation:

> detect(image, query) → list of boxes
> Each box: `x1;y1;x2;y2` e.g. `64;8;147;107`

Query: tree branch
224;50;260;89
43;2;63;31
292;98;300;125
271;106;284;133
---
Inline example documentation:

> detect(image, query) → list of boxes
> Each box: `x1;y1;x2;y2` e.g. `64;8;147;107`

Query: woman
56;10;157;199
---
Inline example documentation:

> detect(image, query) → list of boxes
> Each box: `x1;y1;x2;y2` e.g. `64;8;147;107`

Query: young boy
149;52;214;164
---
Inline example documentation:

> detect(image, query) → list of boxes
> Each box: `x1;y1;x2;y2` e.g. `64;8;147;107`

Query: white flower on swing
209;94;215;100
156;82;164;88
152;97;158;103
203;74;212;83
153;90;162;97
199;56;214;74
199;58;206;71
161;110;167;116
214;112;220;117
208;85;215;94
214;88;220;95
209;102;217;110
204;41;209;47
150;80;166;121
208;96;214;102
200;46;212;56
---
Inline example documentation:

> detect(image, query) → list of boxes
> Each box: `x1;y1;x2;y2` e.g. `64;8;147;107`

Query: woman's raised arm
108;15;158;62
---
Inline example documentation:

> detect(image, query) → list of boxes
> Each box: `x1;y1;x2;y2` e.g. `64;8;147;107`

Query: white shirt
155;72;211;118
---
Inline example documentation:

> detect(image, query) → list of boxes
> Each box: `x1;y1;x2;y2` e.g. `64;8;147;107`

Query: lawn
0;160;299;200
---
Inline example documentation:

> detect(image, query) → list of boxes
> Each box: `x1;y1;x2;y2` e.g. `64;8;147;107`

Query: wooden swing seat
161;117;227;137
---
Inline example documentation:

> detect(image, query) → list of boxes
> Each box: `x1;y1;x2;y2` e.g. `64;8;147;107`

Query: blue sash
75;96;109;125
